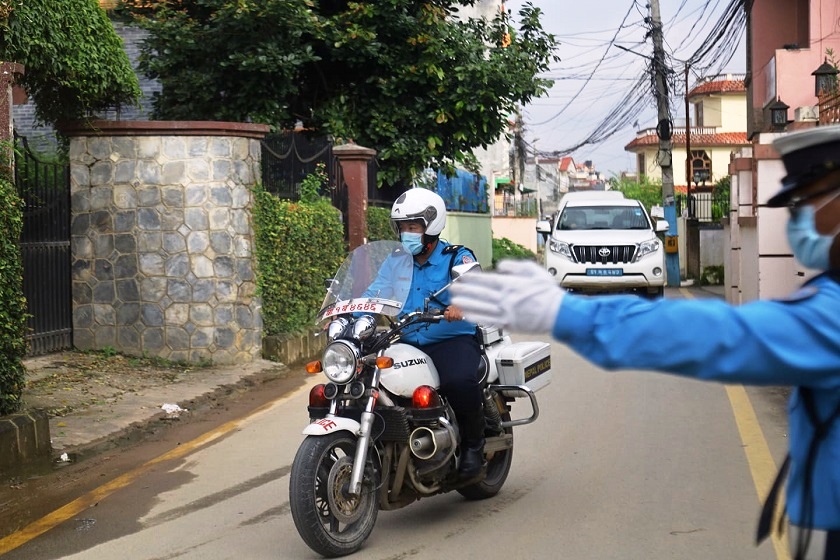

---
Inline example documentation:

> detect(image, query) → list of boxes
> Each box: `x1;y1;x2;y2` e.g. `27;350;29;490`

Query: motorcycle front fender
302;416;361;437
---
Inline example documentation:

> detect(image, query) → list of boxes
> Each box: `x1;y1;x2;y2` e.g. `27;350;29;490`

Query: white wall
491;216;539;253
441;212;493;267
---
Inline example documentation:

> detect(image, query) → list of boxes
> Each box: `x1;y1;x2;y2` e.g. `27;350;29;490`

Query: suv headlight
635;238;661;261
549;239;574;260
322;340;359;384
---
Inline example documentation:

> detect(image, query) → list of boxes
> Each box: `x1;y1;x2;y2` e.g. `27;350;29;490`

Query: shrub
0;172;28;415
367;206;396;242
492;237;536;268
253;184;345;335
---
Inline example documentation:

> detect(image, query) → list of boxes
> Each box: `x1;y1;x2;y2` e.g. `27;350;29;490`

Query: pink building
726;0;840;304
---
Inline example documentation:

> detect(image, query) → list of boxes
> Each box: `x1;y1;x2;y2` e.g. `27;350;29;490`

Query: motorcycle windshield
316;240;414;322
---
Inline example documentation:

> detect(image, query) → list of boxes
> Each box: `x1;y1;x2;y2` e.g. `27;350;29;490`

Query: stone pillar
62;120;269;365
333;143;376;251
0;62;24;145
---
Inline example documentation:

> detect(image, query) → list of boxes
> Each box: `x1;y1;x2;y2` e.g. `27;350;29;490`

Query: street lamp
690;169;709;218
768;97;790;130
812;59;839;96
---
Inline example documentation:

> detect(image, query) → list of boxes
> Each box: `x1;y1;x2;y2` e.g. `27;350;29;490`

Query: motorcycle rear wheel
457;411;513;500
290;433;379;558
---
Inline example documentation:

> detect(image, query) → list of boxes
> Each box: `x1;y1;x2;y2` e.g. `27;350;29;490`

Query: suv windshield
558;205;651;231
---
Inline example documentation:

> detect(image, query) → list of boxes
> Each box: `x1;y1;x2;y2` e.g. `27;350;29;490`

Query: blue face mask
786;199;840;270
400;232;424;255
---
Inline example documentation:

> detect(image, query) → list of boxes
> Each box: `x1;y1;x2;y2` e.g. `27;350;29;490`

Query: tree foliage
119;0;559;184
608;175;663;214
0;0;140;127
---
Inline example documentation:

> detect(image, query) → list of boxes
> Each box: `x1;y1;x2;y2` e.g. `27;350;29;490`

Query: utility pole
650;0;680;287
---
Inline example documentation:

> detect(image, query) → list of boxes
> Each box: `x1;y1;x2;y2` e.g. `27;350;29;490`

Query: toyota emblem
598;248;611;257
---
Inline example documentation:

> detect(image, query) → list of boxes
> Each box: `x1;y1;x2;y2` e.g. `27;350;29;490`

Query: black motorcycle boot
458;410;486;478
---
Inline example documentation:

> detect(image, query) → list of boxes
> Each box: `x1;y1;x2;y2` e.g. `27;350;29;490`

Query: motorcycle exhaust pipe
409;426;453;460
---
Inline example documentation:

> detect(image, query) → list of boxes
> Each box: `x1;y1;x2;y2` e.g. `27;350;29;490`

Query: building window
690;150;712;187
637;154;646;178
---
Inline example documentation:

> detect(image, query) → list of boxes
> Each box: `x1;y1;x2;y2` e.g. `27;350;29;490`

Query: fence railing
493;195;539;217
676;191;729;222
819;91;840;125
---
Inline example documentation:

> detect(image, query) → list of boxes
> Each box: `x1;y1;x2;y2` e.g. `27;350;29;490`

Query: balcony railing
819;91;840;125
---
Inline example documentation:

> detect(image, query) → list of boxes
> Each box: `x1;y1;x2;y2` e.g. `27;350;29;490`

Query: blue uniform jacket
400;241;478;346
553;273;840;529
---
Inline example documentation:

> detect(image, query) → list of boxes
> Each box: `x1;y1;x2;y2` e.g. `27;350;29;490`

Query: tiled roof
687;79;746;98
625;131;748;150
559;157;575;171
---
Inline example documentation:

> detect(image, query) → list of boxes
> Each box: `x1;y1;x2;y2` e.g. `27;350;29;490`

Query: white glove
450;259;565;333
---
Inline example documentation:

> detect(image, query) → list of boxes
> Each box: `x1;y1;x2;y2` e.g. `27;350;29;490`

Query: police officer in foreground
388;188;487;478
451;125;840;559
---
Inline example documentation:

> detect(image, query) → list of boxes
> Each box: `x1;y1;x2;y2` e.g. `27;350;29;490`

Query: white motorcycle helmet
390;188;447;238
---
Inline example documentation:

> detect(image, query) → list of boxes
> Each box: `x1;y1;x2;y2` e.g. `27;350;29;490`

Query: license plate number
586;268;623;276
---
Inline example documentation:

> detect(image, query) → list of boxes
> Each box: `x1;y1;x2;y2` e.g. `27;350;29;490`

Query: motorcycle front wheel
289;432;379;558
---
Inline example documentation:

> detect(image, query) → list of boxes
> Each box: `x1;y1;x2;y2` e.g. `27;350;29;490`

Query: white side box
495;341;552;392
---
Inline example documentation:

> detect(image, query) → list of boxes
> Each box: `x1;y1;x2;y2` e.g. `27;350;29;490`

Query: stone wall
65;121;269;365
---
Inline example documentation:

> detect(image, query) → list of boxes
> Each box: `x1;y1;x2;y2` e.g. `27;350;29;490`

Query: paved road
2;292;792;559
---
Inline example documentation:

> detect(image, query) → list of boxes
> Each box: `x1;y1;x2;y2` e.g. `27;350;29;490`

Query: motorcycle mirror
450;261;480;279
426;262;481;306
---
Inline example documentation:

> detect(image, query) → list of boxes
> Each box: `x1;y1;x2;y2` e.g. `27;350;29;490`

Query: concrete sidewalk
0;353;303;474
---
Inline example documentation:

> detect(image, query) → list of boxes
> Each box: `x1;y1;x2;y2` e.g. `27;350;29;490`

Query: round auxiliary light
653;267;663;277
352;315;376;340
327;317;350;341
322;340;359;384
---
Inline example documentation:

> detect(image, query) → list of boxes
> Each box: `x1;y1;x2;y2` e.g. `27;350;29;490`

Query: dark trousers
418;335;483;438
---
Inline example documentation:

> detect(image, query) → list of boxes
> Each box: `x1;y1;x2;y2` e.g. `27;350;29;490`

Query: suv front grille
573;245;637;264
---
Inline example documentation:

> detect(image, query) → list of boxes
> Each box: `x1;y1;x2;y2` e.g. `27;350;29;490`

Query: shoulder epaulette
442;244;463;254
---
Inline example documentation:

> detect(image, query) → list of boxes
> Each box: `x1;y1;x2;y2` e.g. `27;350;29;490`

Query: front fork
347;351;384;496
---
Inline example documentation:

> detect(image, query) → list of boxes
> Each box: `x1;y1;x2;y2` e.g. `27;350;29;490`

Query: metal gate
14;135;73;355
261;131;349;238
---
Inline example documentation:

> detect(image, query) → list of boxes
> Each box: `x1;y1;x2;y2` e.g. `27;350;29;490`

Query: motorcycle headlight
322;340;359;384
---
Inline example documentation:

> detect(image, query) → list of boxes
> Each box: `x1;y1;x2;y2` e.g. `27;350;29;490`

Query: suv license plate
586;268;623;276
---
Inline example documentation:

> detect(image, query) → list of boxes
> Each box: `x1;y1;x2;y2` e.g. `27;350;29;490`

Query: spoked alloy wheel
289;433;379;557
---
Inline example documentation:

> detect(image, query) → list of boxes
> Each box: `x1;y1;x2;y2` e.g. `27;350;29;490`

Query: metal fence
676;191;730;222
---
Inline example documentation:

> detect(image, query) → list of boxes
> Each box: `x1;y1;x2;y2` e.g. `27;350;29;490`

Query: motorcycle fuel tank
379;343;440;397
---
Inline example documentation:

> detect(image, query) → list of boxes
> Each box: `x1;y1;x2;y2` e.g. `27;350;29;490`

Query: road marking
680;287;790;560
0;380;313;556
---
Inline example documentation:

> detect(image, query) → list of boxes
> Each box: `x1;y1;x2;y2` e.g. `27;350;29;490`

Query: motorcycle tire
289;432;379;558
457;411;513;501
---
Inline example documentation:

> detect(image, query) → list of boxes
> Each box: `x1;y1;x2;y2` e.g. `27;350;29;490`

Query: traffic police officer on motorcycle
451;124;840;559
390;188;487;478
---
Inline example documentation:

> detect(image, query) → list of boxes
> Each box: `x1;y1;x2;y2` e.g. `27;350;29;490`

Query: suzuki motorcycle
289;240;552;558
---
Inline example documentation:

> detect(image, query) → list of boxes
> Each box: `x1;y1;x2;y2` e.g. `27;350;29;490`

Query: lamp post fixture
812;59;839;97
768;97;790;130
690;169;709;219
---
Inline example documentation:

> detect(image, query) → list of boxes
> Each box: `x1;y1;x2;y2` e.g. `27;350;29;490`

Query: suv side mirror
655;220;669;233
536;219;551;242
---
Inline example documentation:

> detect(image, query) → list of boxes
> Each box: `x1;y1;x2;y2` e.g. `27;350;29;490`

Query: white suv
536;191;668;298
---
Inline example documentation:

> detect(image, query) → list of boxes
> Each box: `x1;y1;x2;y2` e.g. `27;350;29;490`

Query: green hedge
367;206;396;242
253;186;345;336
492;237;536;268
0;171;28;415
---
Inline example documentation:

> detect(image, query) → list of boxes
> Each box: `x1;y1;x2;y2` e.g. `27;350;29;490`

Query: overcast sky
503;0;746;176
